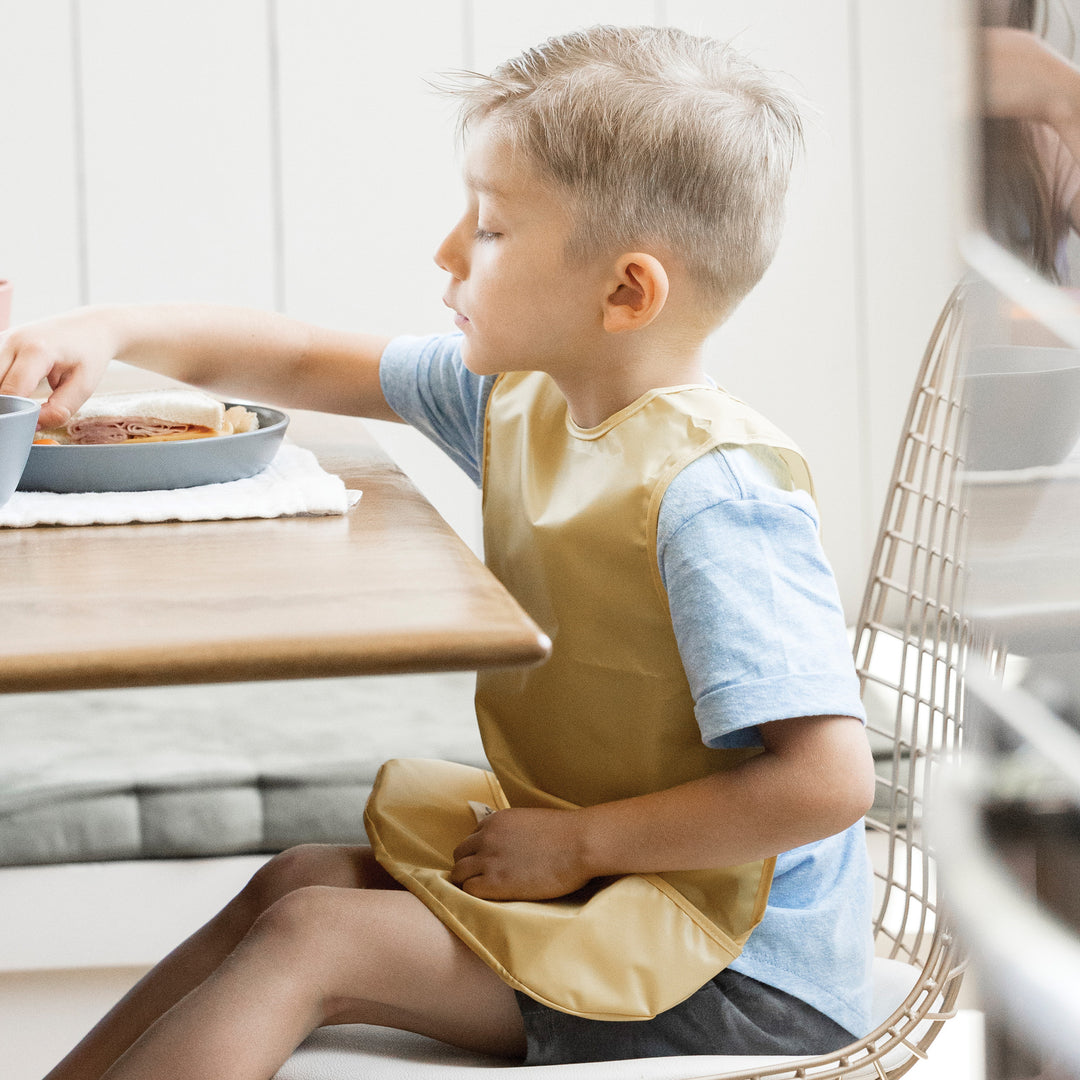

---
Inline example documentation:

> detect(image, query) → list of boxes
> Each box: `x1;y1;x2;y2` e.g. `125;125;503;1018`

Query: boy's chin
459;343;495;376
458;343;478;371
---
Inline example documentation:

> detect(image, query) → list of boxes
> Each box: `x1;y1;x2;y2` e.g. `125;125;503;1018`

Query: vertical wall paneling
0;2;967;609
470;0;656;74
274;0;461;334
0;0;83;322
78;0;276;306
666;0;865;610
461;0;475;71
275;0;480;550
853;1;967;533
266;0;286;313
845;0;874;559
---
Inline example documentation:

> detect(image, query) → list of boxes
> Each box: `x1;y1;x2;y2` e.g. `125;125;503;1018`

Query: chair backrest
707;288;978;1080
850;285;972;1069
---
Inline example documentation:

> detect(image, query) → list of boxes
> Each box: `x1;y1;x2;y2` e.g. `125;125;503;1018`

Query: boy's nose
434;220;468;280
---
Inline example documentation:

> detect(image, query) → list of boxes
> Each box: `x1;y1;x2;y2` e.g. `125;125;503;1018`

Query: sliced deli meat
65;415;218;444
36;389;259;445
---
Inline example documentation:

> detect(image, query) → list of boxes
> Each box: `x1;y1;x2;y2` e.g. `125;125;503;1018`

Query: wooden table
0;367;550;693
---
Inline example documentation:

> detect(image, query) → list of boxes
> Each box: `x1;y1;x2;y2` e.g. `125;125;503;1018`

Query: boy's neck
551;339;709;429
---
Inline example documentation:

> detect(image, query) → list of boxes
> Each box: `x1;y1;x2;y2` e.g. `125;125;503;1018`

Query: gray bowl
17;403;288;493
0;395;41;508
963;346;1080;471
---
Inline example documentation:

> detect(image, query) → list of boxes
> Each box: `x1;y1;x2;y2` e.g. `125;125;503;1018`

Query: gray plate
17;403;289;493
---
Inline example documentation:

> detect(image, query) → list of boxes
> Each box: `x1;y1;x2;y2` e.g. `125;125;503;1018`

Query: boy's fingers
451;827;483;863
460;874;498;899
0;336;46;399
0;339;65;418
34;395;74;432
449;852;482;887
0;336;95;429
36;371;94;430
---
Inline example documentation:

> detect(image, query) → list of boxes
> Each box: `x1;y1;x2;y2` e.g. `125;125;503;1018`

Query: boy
1;24;876;1079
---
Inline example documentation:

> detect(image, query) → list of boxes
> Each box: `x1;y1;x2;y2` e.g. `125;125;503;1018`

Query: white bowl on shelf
963;345;1080;471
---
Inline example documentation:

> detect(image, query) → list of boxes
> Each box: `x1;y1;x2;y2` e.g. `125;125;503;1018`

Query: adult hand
0;307;120;429
450;807;594;901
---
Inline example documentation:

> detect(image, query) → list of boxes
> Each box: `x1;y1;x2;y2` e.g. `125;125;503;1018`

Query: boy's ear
602;253;670;333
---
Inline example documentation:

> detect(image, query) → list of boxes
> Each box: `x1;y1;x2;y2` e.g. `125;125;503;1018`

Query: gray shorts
515;968;856;1066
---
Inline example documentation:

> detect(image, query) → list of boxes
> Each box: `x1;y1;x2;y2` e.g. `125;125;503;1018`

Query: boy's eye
474;229;501;243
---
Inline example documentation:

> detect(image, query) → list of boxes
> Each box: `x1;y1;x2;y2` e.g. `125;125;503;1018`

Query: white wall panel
275;1;481;551
470;0;657;73
275;0;462;334
0;1;966;612
0;0;82;322
853;1;967;527
79;0;275;306
666;0;864;608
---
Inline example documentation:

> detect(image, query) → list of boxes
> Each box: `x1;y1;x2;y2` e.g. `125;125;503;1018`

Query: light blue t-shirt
380;333;874;1037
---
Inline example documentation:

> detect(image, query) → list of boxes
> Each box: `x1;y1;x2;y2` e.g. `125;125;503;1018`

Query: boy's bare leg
43;845;481;1080
96;884;525;1080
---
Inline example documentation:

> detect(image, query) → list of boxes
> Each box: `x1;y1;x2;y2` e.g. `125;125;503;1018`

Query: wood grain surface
0;367;549;691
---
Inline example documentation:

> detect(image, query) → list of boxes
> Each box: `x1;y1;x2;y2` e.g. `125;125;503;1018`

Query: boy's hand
0;308;119;429
450;807;594;901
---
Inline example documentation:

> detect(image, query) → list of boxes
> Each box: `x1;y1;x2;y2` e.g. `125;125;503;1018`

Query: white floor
906;1011;985;1079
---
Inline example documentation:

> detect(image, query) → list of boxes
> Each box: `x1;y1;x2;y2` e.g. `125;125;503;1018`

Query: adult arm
983;26;1080;227
0;303;398;429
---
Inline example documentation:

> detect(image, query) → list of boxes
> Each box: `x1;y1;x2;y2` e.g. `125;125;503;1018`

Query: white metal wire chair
277;288;977;1080
840;284;975;1079
656;286;981;1080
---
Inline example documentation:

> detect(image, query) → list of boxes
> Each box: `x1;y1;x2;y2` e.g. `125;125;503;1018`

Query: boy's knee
243;843;369;914
240;845;319;915
261;843;337;886
249;884;343;958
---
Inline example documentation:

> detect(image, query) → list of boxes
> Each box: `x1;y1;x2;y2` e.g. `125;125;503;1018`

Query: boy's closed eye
474;229;502;242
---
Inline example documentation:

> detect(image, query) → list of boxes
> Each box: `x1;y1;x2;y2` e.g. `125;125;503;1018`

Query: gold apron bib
365;370;813;1020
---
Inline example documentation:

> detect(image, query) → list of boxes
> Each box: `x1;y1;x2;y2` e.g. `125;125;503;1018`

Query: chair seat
275;958;919;1080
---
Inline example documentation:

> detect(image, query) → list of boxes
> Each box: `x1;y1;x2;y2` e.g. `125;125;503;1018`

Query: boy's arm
0;303;398;430
452;449;875;901
450;711;876;901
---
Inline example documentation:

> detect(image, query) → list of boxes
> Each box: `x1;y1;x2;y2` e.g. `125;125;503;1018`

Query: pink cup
0;280;11;331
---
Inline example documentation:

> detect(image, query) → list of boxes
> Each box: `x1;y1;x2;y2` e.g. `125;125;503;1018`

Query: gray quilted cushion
0;673;484;866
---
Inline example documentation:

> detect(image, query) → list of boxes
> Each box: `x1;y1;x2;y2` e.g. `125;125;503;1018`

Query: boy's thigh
253;843;401;894
313;888;526;1059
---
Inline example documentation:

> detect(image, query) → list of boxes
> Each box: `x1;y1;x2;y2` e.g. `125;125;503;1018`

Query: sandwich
34;389;260;446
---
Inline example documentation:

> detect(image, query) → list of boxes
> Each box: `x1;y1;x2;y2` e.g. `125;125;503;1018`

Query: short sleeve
658;446;865;749
379;333;494;485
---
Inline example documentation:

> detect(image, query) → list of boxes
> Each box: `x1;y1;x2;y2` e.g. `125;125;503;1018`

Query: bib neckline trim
565;383;715;441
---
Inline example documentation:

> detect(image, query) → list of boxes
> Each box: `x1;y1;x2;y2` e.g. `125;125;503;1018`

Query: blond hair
445;25;803;315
